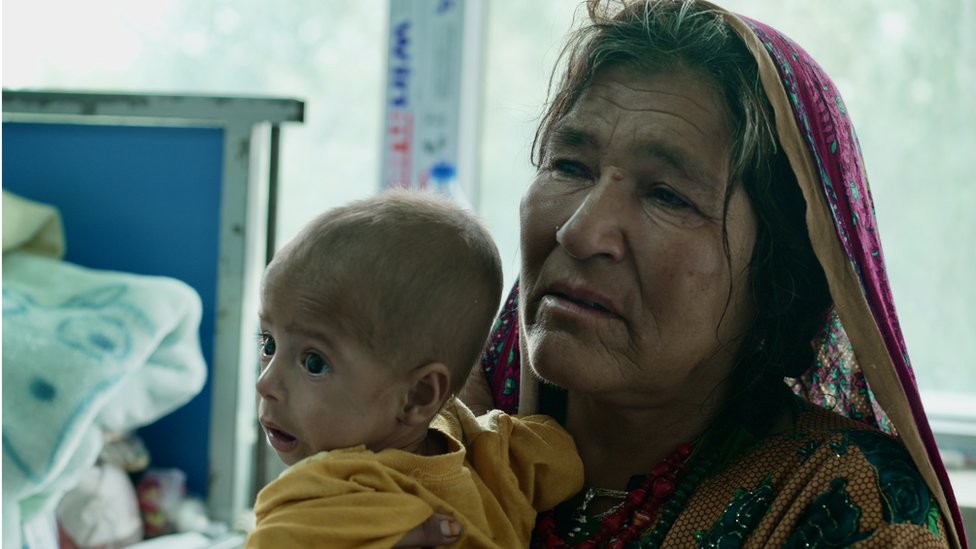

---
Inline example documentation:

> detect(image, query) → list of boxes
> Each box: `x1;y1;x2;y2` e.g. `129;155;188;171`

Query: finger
394;513;461;547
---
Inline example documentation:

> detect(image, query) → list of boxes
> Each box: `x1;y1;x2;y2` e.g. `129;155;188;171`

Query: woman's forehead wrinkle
554;72;732;195
625;97;710;136
581;88;710;138
551;125;600;150
616;76;714;119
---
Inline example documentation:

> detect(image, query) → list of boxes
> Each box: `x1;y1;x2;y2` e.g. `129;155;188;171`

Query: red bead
651;462;670;477
603;513;623;531
627;488;647;505
631;509;652;527
652;477;676;498
638;502;661;520
535;441;695;549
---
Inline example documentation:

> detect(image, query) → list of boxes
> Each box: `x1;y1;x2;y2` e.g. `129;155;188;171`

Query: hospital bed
2;89;304;547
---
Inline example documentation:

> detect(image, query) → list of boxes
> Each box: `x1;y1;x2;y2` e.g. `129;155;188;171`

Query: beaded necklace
576;486;629;521
535;442;707;548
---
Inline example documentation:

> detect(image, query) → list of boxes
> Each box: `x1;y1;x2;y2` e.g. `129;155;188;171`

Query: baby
246;191;582;548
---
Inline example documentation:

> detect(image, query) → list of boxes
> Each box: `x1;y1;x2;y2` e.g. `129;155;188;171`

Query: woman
409;0;967;546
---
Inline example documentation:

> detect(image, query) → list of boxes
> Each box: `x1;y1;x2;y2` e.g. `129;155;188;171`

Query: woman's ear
399;362;451;427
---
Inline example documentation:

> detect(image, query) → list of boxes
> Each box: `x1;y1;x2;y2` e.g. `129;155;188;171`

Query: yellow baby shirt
247;399;583;548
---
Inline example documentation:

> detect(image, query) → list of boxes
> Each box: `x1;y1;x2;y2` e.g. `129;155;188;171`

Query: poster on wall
381;0;483;205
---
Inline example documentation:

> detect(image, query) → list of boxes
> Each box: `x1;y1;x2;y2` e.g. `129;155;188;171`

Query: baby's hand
393;513;461;547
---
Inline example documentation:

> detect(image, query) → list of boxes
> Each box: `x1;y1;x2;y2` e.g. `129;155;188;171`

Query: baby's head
256;191;503;465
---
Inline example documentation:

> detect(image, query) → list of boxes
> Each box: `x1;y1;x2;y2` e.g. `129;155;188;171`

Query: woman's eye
303;353;332;375
259;333;276;357
649;186;691;209
551;159;590;179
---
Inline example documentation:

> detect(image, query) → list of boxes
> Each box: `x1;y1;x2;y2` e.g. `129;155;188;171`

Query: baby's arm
462;404;584;512
246;457;434;549
503;414;585;511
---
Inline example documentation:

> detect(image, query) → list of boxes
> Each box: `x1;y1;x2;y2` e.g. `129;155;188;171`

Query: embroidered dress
639;402;943;547
478;2;967;547
526;401;946;548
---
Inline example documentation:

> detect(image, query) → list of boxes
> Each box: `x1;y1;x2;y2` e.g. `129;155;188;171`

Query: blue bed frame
2;90;304;524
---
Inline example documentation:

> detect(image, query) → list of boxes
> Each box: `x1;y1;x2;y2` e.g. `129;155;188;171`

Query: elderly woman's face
519;66;757;403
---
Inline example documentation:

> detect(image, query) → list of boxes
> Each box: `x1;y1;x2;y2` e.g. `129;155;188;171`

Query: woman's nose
255;359;284;402
556;171;627;262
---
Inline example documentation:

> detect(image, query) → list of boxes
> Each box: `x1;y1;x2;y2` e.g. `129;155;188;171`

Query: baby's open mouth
268;427;294;441
264;425;299;453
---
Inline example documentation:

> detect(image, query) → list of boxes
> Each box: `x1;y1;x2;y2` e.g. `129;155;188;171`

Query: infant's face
255;274;409;466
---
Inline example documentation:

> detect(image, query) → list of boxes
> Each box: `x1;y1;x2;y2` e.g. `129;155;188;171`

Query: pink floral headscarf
734;14;966;547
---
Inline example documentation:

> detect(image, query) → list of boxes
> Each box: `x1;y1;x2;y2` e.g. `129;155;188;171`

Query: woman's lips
541;282;623;320
551;291;615;313
541;292;624;322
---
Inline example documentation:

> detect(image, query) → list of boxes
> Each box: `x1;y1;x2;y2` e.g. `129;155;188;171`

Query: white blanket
1;193;208;548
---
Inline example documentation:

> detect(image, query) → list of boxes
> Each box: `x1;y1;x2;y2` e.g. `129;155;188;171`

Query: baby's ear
399;362;451;427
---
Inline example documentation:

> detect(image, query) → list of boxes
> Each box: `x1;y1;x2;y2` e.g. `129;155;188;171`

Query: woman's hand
393;514;461;547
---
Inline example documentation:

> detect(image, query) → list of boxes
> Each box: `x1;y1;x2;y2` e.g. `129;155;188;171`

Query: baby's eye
303;353;332;375
259;333;276;357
